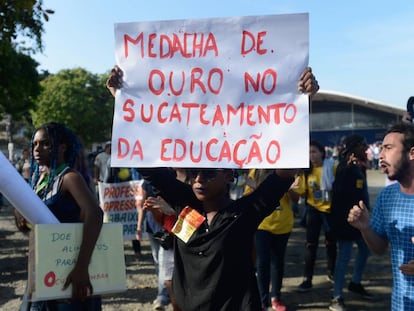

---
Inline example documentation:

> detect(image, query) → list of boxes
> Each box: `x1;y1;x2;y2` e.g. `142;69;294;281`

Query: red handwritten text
241;30;268;55
103;199;141;212
148;68;223;95
121;100;297;127
124;32;219;59
103;184;143;199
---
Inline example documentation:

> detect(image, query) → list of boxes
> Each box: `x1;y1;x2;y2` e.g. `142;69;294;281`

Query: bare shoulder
61;169;88;190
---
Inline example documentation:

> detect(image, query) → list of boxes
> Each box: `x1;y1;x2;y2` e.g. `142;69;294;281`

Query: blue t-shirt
371;183;414;310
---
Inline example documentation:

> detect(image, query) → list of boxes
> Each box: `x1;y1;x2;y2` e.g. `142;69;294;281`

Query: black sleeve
339;165;369;208
138;168;201;210
238;172;294;222
330;163;368;238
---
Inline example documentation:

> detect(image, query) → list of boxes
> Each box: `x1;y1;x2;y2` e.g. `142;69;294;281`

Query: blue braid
28;133;38;189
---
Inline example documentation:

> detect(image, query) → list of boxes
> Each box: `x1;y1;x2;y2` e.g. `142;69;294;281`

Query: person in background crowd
371;143;380;170
348;122;414;311
332;145;340;162
244;169;301;311
325;146;333;159
296;140;337;292
402;96;414;124
229;169;248;200
138;191;171;310
328;134;373;311
87;146;103;178
16;122;103;311
15;148;31;182
366;145;374;169
144;195;182;311
13;148;32;231
144;168;190;311
93;141;111;194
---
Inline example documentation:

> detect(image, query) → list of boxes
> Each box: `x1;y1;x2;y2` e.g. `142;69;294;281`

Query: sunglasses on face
189;169;224;181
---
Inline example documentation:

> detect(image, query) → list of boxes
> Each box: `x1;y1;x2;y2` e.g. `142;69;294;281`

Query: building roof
314;90;405;116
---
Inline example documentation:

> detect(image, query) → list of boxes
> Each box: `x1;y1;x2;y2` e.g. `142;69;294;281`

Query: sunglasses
189;169;224;181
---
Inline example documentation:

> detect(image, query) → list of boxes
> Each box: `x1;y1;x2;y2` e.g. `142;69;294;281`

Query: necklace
36;163;68;195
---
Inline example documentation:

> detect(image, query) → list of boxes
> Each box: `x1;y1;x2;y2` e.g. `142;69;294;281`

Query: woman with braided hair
18;122;103;311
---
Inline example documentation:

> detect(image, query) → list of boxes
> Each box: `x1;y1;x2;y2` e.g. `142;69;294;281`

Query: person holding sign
107;67;319;311
24;122;103;311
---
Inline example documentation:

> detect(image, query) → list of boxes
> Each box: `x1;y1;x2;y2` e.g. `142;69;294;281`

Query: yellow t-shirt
244;169;294;234
258;193;294;234
296;166;334;213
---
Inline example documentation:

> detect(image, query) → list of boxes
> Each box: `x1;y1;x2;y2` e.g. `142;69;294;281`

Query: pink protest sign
112;13;309;168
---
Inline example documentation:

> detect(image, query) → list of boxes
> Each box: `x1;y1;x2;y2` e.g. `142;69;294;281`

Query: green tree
0;0;54;119
0;0;54;52
31;68;114;147
0;44;40;119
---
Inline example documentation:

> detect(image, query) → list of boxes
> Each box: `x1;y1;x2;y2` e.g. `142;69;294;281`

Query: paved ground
0;169;392;311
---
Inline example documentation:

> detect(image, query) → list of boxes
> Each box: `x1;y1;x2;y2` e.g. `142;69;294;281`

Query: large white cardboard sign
112;13;309;168
0;151;59;224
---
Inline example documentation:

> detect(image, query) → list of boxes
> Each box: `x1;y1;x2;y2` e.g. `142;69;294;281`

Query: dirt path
0;170;391;310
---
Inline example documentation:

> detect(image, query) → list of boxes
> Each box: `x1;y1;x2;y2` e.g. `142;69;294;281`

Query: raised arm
107;66;319;98
138;167;200;210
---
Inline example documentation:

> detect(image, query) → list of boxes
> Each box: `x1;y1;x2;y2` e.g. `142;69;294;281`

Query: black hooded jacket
329;161;370;240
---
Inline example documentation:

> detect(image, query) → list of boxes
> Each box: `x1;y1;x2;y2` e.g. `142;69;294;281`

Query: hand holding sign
106;65;123;97
108;66;318;102
297;67;319;96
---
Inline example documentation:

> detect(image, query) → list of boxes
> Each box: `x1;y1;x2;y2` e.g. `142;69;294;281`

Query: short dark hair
305;140;325;176
343;134;365;149
310;140;325;160
340;134;366;159
386;122;414;153
407;96;414;108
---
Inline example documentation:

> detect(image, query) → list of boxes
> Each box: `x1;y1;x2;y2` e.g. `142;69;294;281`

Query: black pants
303;205;337;281
132;239;141;254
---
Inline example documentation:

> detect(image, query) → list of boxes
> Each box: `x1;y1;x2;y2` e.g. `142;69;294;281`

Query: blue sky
33;0;413;110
